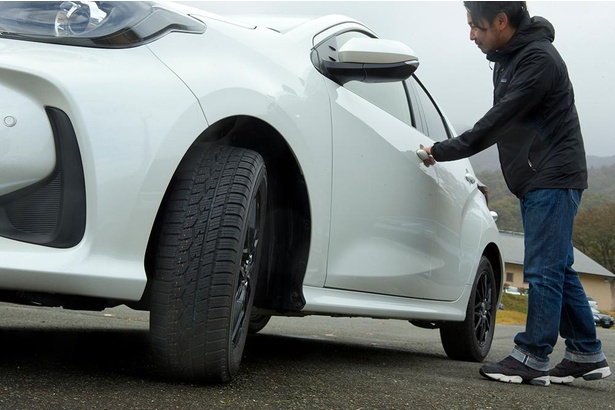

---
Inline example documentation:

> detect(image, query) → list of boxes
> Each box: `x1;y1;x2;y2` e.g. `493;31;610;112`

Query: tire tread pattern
150;144;266;382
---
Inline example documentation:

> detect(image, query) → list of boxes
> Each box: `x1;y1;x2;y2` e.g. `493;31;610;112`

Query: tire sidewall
468;257;497;359
227;159;268;377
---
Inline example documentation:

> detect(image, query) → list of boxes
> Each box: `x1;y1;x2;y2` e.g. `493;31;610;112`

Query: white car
588;296;598;308
0;1;503;382
505;286;522;296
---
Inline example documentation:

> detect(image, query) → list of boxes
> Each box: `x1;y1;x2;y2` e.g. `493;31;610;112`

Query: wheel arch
143;115;311;313
483;241;504;300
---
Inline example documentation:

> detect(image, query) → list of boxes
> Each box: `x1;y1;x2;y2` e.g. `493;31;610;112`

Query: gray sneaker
479;356;550;386
550;359;611;384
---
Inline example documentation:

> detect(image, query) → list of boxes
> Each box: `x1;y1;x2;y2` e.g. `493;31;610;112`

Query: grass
496;309;528;325
496;293;528;325
496;293;615;326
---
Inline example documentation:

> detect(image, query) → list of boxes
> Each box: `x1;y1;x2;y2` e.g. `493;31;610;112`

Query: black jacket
430;14;587;198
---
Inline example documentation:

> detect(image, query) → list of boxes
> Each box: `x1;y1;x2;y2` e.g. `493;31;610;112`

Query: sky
180;1;615;157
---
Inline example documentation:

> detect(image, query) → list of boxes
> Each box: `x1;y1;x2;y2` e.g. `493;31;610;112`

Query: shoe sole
480;369;550;386
550;367;612;384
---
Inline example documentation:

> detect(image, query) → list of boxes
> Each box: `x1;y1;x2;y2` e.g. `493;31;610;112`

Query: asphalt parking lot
0;302;613;409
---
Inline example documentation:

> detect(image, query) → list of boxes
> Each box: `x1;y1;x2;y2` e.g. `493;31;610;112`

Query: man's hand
417;144;436;167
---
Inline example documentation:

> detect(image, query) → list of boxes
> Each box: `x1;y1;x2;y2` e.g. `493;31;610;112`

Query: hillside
470;145;615;173
472;149;615;273
473;154;615;233
475;162;615;205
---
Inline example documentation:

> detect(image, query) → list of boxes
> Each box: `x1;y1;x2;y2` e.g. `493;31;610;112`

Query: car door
321;31;446;300
407;76;479;296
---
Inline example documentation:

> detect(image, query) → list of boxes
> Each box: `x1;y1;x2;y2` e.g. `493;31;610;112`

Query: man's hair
464;2;528;29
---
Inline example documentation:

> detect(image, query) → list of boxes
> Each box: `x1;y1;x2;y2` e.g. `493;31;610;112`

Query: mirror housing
318;37;420;84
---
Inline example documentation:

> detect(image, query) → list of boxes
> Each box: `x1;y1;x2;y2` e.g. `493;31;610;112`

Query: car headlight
54;1;108;37
0;1;205;48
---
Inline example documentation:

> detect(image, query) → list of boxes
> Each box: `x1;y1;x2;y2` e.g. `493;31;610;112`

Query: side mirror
319;37;420;84
338;37;418;65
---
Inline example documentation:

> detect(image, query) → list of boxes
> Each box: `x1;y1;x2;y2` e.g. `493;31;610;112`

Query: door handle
416;149;429;161
416;146;435;166
465;173;476;184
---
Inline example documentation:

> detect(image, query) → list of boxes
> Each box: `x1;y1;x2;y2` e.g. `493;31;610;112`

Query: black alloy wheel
440;256;497;361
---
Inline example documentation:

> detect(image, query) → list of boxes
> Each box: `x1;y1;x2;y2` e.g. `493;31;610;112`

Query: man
421;2;610;386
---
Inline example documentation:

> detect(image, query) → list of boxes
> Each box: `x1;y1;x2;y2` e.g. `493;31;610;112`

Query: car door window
319;31;413;127
406;76;450;142
345;77;412;127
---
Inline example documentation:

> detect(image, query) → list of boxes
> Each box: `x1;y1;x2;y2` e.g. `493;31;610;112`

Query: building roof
499;231;615;278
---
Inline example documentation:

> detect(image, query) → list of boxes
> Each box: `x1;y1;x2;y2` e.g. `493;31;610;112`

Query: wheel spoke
231;309;246;344
472;271;493;345
232;194;262;345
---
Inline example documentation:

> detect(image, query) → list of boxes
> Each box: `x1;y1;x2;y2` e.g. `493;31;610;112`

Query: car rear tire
440;256;496;362
149;144;267;383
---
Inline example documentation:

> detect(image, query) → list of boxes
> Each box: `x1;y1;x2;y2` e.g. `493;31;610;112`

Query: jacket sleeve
431;46;557;162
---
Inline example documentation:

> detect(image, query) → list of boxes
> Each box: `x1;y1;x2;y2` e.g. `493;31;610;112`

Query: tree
574;203;615;272
477;163;615;273
476;169;523;232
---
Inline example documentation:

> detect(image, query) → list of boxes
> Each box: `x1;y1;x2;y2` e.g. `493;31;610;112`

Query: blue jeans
510;189;605;371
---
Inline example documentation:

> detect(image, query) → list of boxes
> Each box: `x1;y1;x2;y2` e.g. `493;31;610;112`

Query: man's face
467;11;506;54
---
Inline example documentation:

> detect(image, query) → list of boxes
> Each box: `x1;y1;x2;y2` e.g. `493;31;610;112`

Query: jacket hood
487;14;555;62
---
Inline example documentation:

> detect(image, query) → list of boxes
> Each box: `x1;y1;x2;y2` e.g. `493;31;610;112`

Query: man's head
464;1;528;54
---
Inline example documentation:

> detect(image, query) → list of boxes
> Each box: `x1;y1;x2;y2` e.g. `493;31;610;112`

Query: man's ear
495;12;509;31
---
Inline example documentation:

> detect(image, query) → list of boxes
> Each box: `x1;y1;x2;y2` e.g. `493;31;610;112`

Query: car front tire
149;144;267;383
248;314;272;334
440;256;497;362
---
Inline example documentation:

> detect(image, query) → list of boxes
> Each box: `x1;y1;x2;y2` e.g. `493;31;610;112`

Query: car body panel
325;82;443;298
0;75;56;196
434;159;492;287
0;38;207;299
302;285;469;321
147;15;336;288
